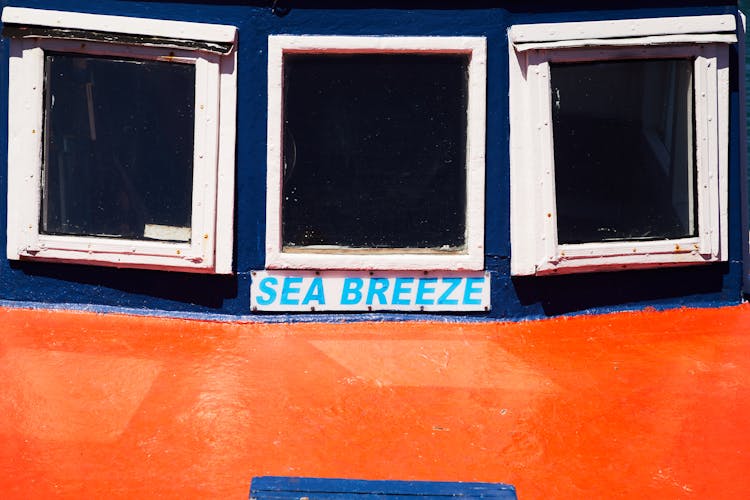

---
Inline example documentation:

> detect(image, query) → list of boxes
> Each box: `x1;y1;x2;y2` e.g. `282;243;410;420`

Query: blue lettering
302;277;326;305
415;278;438;305
392;278;414;305
463;277;484;305
280;277;303;305
437;277;461;305
366;278;390;305
255;276;278;306
341;278;364;305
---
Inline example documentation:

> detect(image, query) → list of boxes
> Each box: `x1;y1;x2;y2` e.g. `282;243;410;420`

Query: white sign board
250;271;491;312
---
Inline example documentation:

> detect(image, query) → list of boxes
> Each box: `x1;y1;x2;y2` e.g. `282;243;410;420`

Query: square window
266;36;486;271
509;15;735;275
3;7;237;273
282;53;468;250
43;53;196;242
552;58;696;244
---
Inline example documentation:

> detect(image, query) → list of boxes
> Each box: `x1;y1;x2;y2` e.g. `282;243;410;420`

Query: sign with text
251;271;491;312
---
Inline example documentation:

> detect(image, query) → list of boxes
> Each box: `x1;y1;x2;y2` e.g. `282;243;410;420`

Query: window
3;7;237;273
509;15;736;275
266;36;486;270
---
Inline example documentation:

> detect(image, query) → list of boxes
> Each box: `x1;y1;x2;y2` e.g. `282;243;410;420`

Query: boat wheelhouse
0;1;749;498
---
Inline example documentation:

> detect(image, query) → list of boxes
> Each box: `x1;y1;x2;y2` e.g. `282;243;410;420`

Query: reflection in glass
551;58;695;244
42;53;195;242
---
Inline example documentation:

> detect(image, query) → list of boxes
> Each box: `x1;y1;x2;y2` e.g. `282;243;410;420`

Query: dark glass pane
282;53;469;250
551;58;696;244
42;53;195;242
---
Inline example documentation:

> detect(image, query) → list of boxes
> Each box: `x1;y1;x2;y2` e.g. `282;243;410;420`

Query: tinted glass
551;58;696;244
282;53;469;250
42;53;195;242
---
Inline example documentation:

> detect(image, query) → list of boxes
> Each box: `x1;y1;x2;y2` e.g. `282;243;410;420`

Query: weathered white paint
509;19;731;276
1;7;237;43
6;14;237;273
513;34;737;51
509;14;736;44
6;40;44;264
213;49;238;275
265;35;486;271
717;47;730;263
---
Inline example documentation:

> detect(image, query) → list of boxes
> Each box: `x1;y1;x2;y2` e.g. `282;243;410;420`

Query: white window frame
266;35;487;271
3;7;237;273
509;15;736;275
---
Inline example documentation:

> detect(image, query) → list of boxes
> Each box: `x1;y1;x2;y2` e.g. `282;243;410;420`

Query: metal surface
249;477;517;500
1;304;750;498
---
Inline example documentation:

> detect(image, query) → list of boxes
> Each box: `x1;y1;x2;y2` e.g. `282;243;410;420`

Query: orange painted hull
1;305;749;498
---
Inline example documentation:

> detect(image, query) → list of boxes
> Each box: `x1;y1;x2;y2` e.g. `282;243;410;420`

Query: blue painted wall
0;0;743;321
